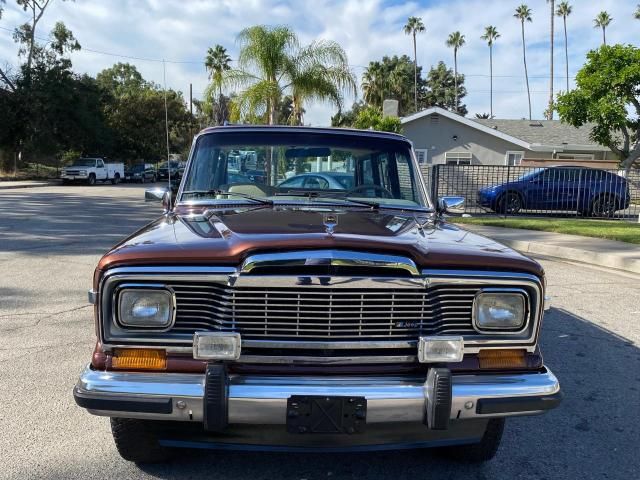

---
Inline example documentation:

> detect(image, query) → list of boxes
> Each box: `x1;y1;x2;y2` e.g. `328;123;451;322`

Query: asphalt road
0;183;638;480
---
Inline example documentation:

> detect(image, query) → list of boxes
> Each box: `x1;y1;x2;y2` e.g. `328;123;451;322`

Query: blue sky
1;0;638;124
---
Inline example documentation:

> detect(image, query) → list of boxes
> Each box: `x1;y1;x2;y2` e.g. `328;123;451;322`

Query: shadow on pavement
0;188;159;256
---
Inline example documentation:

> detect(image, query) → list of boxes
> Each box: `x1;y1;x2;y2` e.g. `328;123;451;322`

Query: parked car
157;161;181;182
124;164;156;183
278;172;355;190
477;166;631;217
74;125;560;464
61;157;124;185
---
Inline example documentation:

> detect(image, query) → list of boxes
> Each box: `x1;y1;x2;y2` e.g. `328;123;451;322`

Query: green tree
514;4;533;120
330;100;365;127
97;63;191;162
223;26;355;125
635;4;640;20
593;11;612;45
556;2;572;92
403;16;425;113
481;26;500;118
362;55;423;116
445;31;465;114
556;45;640;173
547;0;555;119
423;61;467;116
352;105;402;133
204;44;231;124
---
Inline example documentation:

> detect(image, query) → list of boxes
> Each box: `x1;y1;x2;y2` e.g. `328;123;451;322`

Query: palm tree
403;16;425;113
635;4;640;20
556;2;572;92
514;4;533;120
205;44;232;98
546;0;555;120
594;11;612;45
481;26;500;118
445;31;465;114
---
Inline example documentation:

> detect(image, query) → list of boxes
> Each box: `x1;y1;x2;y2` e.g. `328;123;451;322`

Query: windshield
129;164;145;172
71;159;96;167
180;131;428;210
159;161;180;169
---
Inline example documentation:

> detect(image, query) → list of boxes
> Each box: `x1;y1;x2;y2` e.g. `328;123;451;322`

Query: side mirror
438;196;465;215
145;187;171;213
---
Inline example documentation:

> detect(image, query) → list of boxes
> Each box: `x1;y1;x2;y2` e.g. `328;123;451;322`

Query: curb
0;181;56;190
495;237;640;275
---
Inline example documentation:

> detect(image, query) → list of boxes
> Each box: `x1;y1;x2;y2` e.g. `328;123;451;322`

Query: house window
505;151;524;166
556;153;595;160
445;151;472;165
415;149;429;164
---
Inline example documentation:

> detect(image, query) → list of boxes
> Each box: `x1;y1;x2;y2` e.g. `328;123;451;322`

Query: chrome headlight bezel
472;288;529;334
114;284;176;332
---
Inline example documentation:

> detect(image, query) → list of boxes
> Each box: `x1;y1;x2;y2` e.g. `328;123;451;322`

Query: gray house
401;107;617;168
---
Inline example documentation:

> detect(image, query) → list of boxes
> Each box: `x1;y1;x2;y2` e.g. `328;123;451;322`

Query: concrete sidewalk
461;224;640;275
0;180;55;190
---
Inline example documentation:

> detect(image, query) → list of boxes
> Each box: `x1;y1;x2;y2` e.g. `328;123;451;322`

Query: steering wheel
346;184;394;199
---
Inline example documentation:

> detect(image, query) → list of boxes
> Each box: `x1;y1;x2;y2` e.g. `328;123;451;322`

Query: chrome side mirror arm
145;187;172;214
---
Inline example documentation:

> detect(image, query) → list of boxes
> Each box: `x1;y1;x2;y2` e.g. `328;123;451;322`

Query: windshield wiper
180;189;274;205
275;190;382;209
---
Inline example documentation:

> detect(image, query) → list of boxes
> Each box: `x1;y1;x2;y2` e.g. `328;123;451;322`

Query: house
401;107;618;168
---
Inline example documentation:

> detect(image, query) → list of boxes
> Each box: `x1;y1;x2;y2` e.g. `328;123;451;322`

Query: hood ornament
323;213;338;236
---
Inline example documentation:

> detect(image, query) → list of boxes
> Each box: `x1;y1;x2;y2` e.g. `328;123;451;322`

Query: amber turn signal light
478;349;527;369
111;348;167;371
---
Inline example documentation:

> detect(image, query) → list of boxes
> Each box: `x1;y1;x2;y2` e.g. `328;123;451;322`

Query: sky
0;0;638;125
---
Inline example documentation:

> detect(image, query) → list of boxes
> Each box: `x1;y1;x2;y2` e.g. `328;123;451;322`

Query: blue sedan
477;167;631;217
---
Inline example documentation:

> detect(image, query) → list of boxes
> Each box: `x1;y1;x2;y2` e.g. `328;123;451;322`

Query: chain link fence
421;164;640;221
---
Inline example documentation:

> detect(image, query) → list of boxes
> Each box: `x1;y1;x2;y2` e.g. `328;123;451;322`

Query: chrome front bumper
74;365;561;425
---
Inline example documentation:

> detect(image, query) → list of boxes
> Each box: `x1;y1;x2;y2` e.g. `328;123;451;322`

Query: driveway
0;184;638;479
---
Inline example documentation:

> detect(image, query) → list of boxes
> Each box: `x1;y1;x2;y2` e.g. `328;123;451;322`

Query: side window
280;176;305;188
96;159;104;168
303;176;329;189
376;154;392;191
361;158;374;184
396;153;417;202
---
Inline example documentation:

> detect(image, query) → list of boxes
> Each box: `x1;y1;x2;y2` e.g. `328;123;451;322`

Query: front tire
110;418;172;464
496;192;522;214
439;418;505;463
87;174;96;186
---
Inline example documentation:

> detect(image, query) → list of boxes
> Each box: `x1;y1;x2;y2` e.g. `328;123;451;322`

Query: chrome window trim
112;283;177;332
96;266;544;357
471;288;530;335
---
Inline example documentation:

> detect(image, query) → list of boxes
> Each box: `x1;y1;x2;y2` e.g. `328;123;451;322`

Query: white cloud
1;0;639;125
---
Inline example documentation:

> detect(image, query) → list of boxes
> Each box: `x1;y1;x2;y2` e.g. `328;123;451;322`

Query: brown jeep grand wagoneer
74;126;561;463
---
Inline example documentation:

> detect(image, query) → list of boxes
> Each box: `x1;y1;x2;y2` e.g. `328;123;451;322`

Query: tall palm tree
556;2;572;92
481;26;500;118
546;0;554;120
594;11;612;45
445;31;465;114
403;16;425;113
514;4;533;120
205;44;232;98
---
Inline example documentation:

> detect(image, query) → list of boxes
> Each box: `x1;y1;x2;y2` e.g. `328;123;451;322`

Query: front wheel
110;418;172;464
87;174;96;186
438;418;505;463
497;192;522;214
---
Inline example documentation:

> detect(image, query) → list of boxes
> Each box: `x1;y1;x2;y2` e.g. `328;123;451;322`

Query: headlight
80;170;87;175
117;288;175;329
473;291;526;331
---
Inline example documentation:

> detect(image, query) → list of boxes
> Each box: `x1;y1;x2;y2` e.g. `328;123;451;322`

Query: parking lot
0;183;638;480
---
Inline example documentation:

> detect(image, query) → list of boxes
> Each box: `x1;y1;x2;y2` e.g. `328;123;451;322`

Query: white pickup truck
61;158;124;185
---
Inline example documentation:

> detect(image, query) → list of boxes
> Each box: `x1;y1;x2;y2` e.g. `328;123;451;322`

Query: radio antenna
163;59;171;189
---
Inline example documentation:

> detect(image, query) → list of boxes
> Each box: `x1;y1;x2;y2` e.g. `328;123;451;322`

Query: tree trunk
489;44;493;118
602;27;606;46
453;49;458;113
564;16;569;92
548;0;554;120
521;22;532;121
413;32;418;113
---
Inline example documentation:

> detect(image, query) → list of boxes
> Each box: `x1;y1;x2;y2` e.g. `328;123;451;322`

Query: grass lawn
451;216;640;245
0;163;58;181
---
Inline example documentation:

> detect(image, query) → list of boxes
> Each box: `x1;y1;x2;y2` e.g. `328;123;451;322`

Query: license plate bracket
286;395;367;434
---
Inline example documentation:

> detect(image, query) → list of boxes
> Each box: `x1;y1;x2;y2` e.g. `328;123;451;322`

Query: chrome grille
169;283;479;340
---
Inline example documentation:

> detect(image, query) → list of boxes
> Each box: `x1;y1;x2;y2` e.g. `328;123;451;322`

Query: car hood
97;205;543;279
